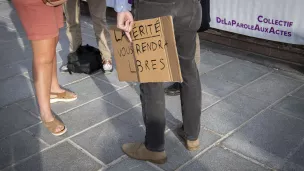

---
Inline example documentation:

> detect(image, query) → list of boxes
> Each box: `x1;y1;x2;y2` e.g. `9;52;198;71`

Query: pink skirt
12;0;64;40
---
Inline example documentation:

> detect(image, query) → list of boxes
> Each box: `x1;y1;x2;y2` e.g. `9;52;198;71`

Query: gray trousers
136;0;202;152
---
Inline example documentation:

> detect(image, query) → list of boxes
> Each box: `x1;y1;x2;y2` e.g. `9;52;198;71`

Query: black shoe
165;83;181;96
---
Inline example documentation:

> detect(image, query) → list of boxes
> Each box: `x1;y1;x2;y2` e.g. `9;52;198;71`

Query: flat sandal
50;91;77;104
42;118;67;136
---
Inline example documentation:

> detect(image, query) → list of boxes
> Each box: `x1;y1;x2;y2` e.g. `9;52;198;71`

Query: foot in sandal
50;90;77;103
42;116;67;136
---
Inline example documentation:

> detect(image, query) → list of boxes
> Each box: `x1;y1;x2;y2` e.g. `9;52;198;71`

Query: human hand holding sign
117;11;134;42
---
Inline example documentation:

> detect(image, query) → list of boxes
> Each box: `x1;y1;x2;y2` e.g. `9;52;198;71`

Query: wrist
115;3;132;13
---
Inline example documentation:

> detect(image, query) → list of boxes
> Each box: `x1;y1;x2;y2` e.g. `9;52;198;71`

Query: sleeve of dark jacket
198;0;211;32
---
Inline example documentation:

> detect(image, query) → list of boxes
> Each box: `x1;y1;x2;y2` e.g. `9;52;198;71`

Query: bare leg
50;36;64;93
31;37;64;132
50;36;76;98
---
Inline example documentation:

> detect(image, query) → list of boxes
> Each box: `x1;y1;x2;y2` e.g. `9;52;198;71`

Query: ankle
50;85;64;93
40;111;54;121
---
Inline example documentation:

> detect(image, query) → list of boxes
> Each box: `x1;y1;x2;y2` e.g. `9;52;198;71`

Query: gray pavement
1;1;304;171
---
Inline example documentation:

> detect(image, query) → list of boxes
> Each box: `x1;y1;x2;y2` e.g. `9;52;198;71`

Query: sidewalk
1;2;304;171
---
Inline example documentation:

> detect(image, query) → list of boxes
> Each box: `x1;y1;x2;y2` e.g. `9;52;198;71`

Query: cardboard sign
109;16;182;83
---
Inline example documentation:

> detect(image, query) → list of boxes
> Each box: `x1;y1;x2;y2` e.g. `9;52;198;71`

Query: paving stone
102;85;140;110
239;73;303;103
201;92;270;134
157;131;220;171
274;70;304;82
271;96;304;120
199;61;218;75
282;162;304;171
54;49;70;64
0;59;32;80
201;106;242;135
223;109;304;170
4;141;102;171
81;26;95;36
115;106;176;131
0;75;34;107
63;76;118;100
180;147;270;171
200;90;221;108
206;60;270;85
164;96;183;123
0;17;24;35
0;10;15;19
0;46;32;67
93;70;129;88
71;118;145;164
82;33;98;48
292;86;304;99
0;24;25;41
218;92;271;117
0;36;30;52
0;11;23;25
199;40;247;59
14;96;41;117
115;107;144;127
200;74;241;98
282;143;304;171
104;157;158;171
200;50;234;68
0;131;48;170
25;62;89;86
27;99;123;145
0;2;15;18
80;15;94;27
0;104;39;138
56;30;71;60
17;77;118;117
0;41;65;69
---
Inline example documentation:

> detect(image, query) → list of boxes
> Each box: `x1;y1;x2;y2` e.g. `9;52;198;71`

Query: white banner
210;0;304;45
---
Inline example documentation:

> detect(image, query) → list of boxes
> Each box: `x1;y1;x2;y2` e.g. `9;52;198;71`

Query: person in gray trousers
115;0;202;164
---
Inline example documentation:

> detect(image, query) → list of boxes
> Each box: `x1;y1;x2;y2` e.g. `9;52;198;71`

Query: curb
199;29;304;66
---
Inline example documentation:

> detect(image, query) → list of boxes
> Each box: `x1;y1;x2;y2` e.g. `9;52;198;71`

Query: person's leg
140;83;166;152
49;6;77;103
12;0;68;136
176;0;202;150
32;37;66;134
63;0;82;53
122;0;176;164
177;31;202;150
164;33;201;96
87;0;113;73
49;36;77;100
122;83;167;164
50;36;65;93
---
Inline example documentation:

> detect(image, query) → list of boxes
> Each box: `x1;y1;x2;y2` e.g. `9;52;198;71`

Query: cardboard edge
160;16;183;82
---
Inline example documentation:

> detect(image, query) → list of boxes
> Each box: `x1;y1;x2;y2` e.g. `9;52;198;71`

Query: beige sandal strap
50;91;76;99
43;118;65;134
